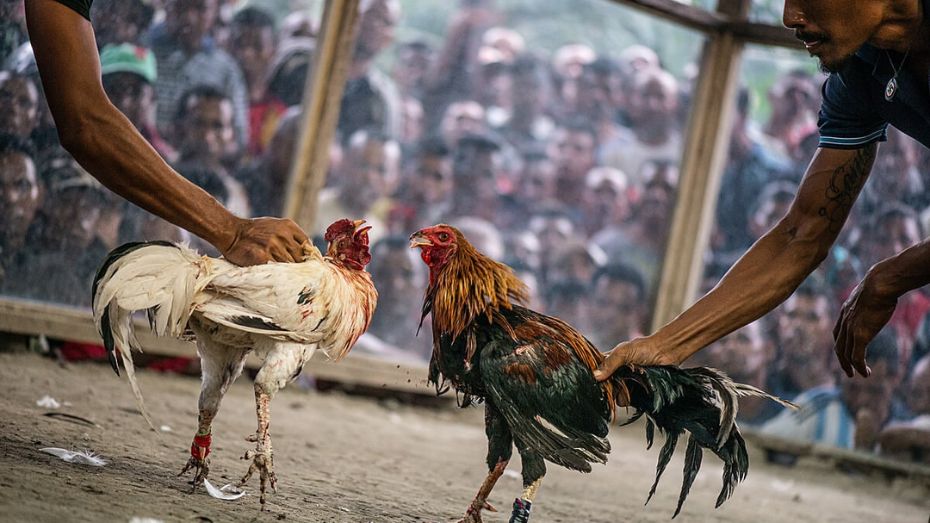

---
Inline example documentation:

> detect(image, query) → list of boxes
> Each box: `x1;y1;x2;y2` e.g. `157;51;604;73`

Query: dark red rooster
410;224;793;523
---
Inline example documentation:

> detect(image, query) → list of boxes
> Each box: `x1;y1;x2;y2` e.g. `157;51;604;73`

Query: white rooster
92;218;377;506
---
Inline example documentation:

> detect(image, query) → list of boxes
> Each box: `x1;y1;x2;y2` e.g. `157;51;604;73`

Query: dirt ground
0;353;928;523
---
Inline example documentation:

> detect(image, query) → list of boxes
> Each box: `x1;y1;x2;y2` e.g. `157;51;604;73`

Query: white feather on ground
39;448;107;466
203;479;246;501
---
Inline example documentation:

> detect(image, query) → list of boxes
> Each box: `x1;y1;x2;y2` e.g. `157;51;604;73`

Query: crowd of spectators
1;0;929;461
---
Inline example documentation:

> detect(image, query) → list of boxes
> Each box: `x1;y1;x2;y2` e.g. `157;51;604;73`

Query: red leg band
191;433;212;460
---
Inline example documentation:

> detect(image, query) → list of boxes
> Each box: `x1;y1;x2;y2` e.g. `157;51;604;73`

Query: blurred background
2;0;929;468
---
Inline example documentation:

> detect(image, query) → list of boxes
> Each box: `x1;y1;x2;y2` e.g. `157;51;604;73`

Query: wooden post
283;0;362;231
650;0;748;330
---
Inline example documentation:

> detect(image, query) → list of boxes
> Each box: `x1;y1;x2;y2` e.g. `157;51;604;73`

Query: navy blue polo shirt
819;15;930;149
52;0;92;21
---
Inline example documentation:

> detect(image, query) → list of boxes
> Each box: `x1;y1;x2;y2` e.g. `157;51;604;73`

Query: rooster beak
409;231;432;248
352;219;372;237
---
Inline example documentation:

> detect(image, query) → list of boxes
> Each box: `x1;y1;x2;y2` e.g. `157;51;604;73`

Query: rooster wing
479;318;612;473
199;252;375;359
198;259;327;340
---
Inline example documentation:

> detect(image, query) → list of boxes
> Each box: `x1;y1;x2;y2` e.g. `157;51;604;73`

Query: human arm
833;238;930;377
24;0;307;265
594;144;877;380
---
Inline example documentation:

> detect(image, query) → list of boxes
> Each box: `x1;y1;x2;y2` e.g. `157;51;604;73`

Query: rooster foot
455;500;497;523
178;456;210;492
238;449;277;508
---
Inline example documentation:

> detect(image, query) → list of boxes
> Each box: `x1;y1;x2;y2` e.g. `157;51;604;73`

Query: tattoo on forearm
819;146;875;233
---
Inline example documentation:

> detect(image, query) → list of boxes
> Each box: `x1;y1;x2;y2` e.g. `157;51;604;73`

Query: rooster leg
178;413;213;490
509;449;545;523
238;382;276;508
458;459;507;523
239;345;308;508
457;404;513;523
180;337;249;491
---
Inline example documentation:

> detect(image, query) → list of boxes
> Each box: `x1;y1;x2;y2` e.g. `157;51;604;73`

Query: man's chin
816;50;856;74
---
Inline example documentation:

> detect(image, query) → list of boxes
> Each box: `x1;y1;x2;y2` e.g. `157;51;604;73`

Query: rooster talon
178;456;209;491
455;505;484;523
238;469;255;487
483;501;497;512
240;448;275;506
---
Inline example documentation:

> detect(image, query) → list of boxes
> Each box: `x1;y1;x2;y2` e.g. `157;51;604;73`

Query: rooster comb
324;219;357;242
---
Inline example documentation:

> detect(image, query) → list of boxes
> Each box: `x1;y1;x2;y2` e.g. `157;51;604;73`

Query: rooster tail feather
617;409;644;428
645;429;678;505
705;373;739;449
615;365;788;514
715;430;749;509
106;300;156;430
733;381;799;410
673;436;704;518
100;306;119;376
645;417;655;450
92;241;212;429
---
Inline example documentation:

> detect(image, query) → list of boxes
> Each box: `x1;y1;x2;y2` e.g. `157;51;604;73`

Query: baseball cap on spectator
481;27;525;62
552;43;595;78
267;37;315;106
43;156;105;193
99;44;157;83
618;44;660;73
585;166;628;193
477;46;508;67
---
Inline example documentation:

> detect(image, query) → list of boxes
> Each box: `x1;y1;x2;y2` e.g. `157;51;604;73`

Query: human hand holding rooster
593;336;683;383
221;217;310;266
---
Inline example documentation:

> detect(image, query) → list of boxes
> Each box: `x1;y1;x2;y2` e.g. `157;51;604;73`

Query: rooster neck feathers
422;237;528;344
418;230;620;410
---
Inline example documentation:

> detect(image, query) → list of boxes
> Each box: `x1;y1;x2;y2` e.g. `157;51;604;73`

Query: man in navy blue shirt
23;0;309;266
597;0;930;384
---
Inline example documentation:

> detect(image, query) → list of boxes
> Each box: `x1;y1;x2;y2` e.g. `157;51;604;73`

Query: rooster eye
438;232;449;241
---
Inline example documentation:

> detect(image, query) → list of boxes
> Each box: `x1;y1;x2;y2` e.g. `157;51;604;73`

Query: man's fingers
850;331;872;378
275;218;308;244
292;229;310;246
843;323;860;378
834;321;854;377
278;219;308;261
269;244;295;264
594;351;623;382
832;309;844;341
284;238;304;262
